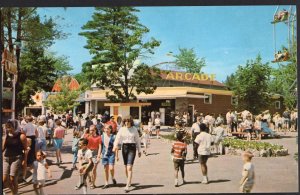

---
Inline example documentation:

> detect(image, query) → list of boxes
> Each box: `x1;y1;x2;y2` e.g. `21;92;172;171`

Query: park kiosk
104;102;151;122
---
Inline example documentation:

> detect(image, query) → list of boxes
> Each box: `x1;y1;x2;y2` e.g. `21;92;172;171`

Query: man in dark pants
191;116;201;160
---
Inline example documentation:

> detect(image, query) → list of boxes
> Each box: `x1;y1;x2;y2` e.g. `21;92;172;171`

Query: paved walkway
4;127;298;194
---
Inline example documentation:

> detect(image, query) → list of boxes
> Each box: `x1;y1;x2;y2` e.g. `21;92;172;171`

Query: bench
231;131;269;139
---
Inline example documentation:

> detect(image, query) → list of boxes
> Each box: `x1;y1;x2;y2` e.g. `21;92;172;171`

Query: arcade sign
1;48;17;75
165;72;216;81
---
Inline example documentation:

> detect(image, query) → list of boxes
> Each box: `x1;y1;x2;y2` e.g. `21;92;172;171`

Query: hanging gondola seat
271;11;289;24
272;51;290;63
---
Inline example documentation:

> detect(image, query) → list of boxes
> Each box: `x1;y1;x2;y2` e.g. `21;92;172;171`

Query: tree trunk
15;8;23;115
123;65;129;102
0;8;4;51
7;8;13;52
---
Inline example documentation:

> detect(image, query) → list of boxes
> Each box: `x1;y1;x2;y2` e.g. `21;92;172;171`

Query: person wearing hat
107;116;117;135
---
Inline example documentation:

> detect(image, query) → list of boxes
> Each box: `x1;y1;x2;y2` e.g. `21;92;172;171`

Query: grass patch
161;133;176;141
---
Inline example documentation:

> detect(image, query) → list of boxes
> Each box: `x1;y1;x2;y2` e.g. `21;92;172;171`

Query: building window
231;96;238;105
275;101;281;109
204;93;212;104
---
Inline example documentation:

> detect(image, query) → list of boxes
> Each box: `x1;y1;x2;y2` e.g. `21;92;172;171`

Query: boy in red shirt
171;131;187;187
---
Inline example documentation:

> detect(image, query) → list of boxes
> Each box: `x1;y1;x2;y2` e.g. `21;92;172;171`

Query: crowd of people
1;107;297;194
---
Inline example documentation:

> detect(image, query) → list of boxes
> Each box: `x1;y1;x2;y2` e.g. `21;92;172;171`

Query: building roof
85;86;232;101
52;76;80;92
160;70;225;87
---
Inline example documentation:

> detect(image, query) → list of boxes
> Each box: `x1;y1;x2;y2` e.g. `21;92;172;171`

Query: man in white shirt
154;116;161;139
194;123;213;184
23;116;38;166
191;116;201;159
151;111;155;124
212;122;225;155
91;115;97;126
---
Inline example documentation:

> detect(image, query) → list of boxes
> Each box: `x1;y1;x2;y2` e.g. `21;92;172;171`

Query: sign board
165;72;216;81
2;87;13;100
1;48;17;75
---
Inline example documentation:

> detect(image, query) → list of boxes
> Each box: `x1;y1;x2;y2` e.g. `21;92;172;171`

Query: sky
37;6;295;82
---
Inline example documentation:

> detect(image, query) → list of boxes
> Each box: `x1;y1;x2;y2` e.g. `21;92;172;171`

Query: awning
85;86;232;101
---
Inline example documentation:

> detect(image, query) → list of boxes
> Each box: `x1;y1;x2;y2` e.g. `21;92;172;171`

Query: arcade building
84;71;235;126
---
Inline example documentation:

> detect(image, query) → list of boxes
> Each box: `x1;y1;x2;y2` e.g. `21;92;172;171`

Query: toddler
142;124;150;156
148;118;153;138
240;151;255;193
31;150;52;195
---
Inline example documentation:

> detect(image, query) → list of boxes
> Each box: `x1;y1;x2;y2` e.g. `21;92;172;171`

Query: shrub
223;138;284;154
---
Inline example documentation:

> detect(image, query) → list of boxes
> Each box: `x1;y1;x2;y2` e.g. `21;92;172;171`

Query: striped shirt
172;141;187;159
54;126;65;139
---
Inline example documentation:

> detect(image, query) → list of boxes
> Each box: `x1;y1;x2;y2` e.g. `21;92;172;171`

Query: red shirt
172;141;187;159
106;121;117;133
85;134;102;150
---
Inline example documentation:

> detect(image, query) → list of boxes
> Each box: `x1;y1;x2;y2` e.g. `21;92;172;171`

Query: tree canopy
44;76;84;114
174;47;206;73
79;7;161;102
225;55;271;114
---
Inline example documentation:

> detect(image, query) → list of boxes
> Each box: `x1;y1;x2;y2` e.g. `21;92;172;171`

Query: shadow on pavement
130;184;164;191
146;153;159;156
182;181;202;185
60;168;74;180
208;179;231;183
18;179;58;195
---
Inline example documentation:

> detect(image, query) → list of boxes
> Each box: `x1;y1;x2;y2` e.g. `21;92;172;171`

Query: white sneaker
174;179;178;187
124;186;130;192
201;176;208;184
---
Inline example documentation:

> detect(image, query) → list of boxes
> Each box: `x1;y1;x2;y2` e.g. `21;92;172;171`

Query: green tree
44;76;83;114
174;47;206;73
224;73;236;91
79;7;161;102
17;46;72;111
229;55;271;114
268;42;297;109
1;8;69;114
